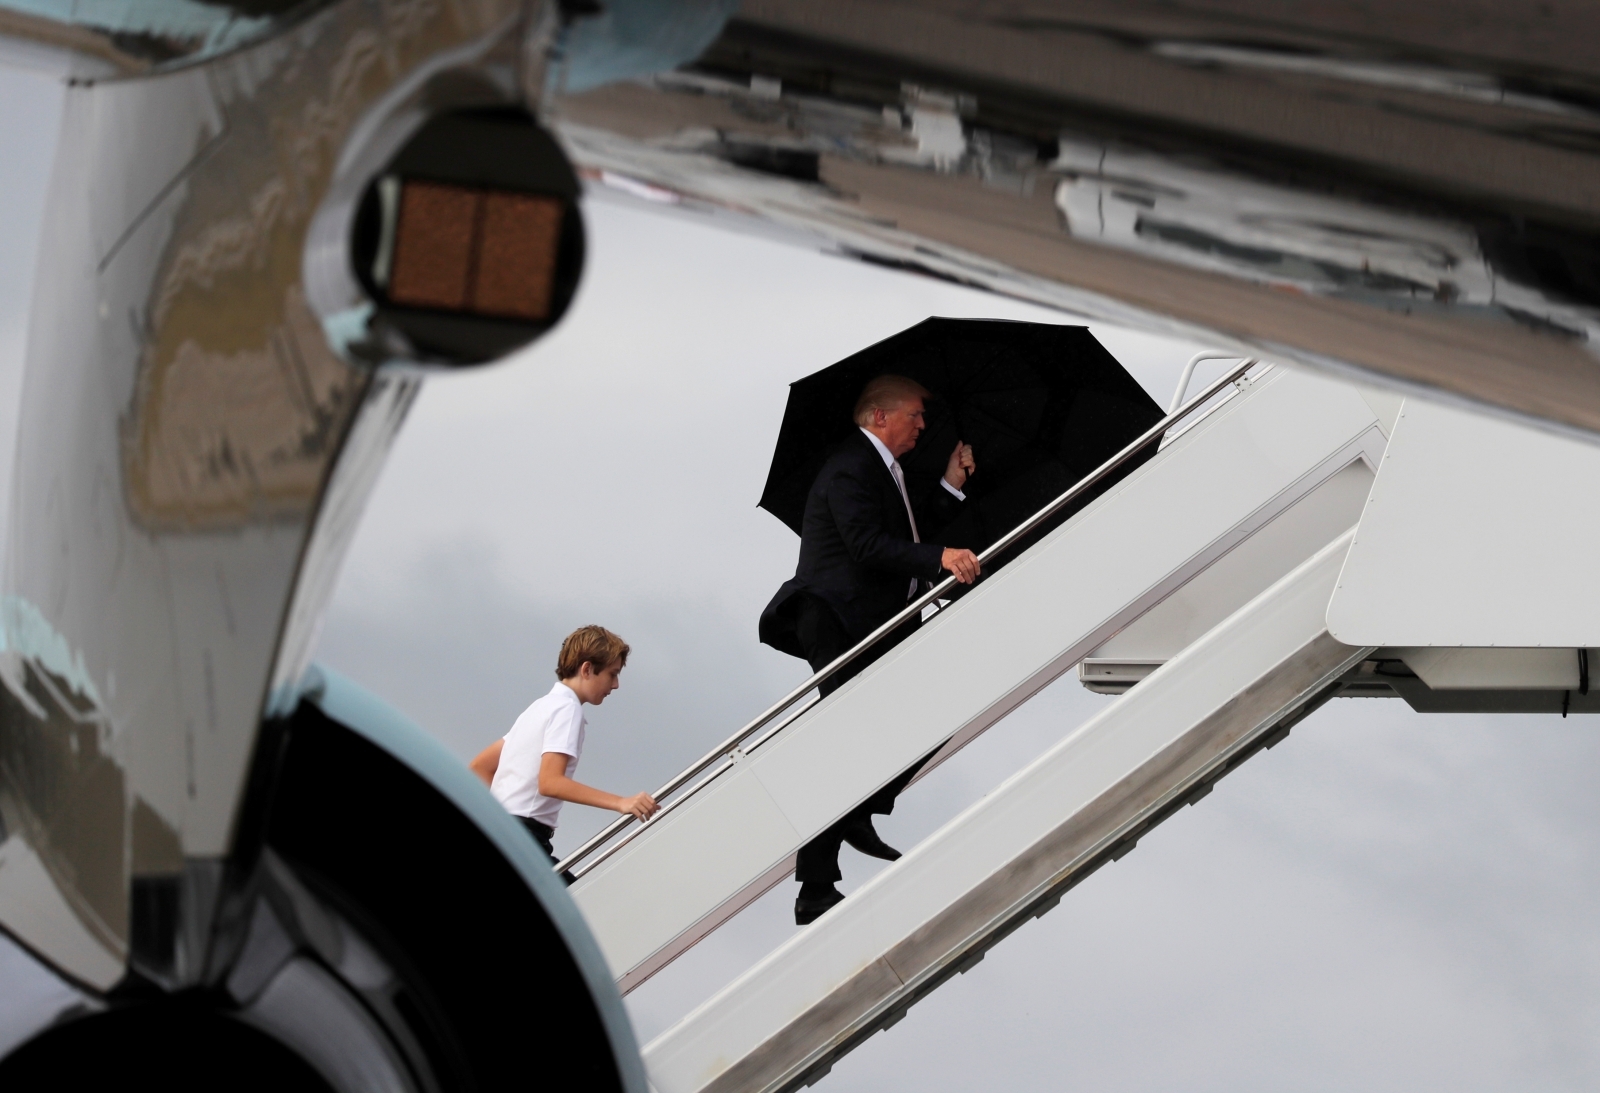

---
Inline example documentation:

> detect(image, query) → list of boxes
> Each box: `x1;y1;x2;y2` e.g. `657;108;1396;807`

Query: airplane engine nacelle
0;668;644;1093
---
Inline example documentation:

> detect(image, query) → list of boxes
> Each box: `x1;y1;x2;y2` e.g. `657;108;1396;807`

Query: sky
4;59;1600;1093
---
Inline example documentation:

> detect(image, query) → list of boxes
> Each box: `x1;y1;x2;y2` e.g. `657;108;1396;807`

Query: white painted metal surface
1086;459;1377;666
1393;646;1588;689
645;533;1370;1093
1328;398;1600;647
572;367;1384;988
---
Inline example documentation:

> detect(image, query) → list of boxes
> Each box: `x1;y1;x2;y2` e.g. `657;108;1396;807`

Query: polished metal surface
554;0;1600;440
0;0;553;992
0;1;751;1081
0;2;340;78
0;0;725;1079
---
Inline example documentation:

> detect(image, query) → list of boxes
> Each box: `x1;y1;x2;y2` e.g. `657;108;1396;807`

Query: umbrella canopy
758;318;1165;555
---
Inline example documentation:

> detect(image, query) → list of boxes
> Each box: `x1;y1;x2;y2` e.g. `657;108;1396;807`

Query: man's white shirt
491;681;586;828
859;427;964;598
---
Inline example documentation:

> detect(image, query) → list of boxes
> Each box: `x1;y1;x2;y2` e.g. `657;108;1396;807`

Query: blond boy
472;626;658;873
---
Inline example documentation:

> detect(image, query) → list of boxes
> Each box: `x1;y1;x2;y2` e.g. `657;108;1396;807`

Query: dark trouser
519;816;575;886
791;593;936;886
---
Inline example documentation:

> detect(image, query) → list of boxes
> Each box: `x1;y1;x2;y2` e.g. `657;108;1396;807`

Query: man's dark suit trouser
791;592;936;886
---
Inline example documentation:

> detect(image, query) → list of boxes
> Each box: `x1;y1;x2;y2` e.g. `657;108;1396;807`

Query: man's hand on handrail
941;547;981;584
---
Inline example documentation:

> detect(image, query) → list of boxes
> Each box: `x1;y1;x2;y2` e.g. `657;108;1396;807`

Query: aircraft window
386;181;565;322
341;109;587;365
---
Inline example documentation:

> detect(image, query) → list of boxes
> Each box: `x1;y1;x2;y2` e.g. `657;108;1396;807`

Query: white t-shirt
491;682;586;828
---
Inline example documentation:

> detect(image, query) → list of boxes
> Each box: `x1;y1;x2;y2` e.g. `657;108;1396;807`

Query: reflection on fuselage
555;0;1600;438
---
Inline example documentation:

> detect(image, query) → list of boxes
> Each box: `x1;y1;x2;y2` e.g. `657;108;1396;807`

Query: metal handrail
555;356;1262;877
1170;351;1248;413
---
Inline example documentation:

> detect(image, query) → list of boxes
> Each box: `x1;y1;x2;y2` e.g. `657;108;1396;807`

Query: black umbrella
758;318;1164;557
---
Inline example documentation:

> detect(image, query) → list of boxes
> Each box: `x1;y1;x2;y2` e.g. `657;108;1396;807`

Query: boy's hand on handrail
539;752;659;820
619;792;660;822
941;547;981;584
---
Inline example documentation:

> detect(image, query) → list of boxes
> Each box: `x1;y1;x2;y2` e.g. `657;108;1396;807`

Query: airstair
564;361;1400;1092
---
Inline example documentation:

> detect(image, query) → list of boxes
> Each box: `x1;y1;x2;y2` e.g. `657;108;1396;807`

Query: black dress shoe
841;817;902;861
794;885;845;925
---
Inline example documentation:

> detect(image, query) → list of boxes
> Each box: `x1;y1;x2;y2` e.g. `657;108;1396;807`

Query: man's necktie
890;461;922;601
889;461;920;542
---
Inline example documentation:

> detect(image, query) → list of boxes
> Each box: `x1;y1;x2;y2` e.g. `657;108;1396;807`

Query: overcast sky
5;60;1600;1092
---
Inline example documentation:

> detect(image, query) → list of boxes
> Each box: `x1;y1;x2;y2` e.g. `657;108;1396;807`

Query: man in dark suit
760;374;980;924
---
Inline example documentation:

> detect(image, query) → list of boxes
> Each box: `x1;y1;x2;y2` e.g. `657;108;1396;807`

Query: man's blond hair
853;374;931;428
555;625;630;679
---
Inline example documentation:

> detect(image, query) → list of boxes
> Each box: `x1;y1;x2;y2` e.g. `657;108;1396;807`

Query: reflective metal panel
0;0;537;988
0;2;340;77
554;0;1600;439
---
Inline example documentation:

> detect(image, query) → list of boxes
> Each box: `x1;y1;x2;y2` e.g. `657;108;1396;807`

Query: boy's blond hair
556;625;630;679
